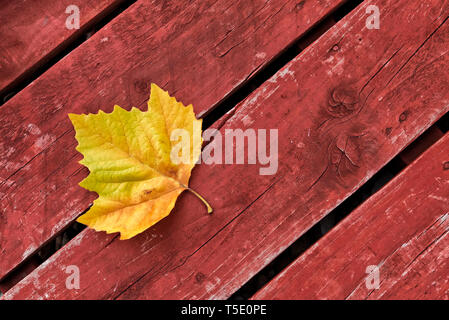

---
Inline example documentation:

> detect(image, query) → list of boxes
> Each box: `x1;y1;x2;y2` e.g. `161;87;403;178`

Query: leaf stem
183;186;213;214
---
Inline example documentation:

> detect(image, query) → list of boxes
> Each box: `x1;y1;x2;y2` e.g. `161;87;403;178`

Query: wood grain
0;0;125;96
0;0;347;281
254;132;449;300
3;0;449;299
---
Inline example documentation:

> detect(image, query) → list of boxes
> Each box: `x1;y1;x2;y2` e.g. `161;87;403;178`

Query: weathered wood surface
0;0;124;96
254;132;449;300
0;0;346;280
3;0;449;299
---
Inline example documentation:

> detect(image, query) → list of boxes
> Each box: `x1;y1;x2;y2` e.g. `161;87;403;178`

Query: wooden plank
254;132;449;300
0;0;125;97
3;0;449;299
0;0;348;281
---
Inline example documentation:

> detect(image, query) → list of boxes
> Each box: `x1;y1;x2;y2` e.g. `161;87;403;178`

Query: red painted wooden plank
0;0;348;281
254;132;449;300
3;0;449;300
0;0;124;96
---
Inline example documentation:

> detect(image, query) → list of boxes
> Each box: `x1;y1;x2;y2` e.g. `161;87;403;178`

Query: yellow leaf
69;83;212;240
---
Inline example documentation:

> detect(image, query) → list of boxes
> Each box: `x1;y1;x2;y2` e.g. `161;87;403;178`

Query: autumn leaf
69;83;212;240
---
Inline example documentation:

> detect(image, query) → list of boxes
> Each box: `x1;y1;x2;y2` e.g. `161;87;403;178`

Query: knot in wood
443;161;449;170
195;272;206;283
295;1;305;12
399;111;408;122
327;87;359;118
134;79;148;94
